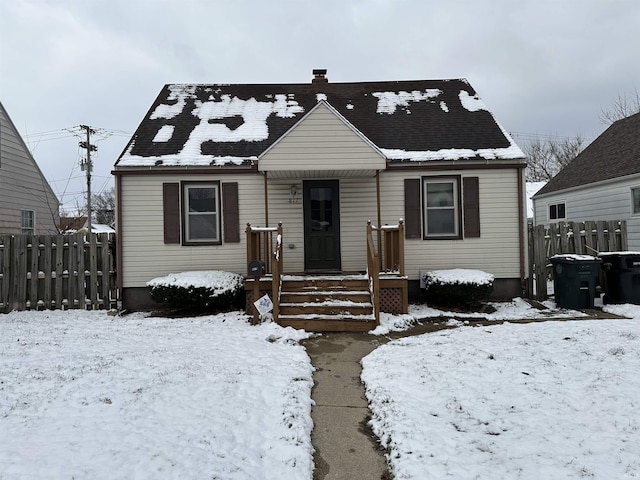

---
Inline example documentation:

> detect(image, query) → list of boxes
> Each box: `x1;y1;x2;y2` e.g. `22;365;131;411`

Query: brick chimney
312;69;328;84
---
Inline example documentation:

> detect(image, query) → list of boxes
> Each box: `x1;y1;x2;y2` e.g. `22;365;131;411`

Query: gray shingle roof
115;78;524;168
535;112;640;196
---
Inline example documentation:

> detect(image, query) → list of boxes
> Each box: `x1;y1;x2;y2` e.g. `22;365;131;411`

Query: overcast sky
1;0;639;213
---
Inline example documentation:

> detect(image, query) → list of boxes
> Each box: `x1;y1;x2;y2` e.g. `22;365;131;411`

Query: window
548;202;566;221
21;209;35;234
182;182;220;244
632;188;640;215
422;177;460;238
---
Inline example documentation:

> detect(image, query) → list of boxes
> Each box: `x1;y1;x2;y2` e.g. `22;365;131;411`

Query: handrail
271;222;283;322
366;221;381;325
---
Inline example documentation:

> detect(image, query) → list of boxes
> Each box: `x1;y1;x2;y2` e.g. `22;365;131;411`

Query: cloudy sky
1;0;638;213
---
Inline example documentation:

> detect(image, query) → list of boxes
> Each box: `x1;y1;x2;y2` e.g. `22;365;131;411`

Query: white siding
265;177;378;272
119;173;265;288
0;102;59;234
533;175;640;250
380;169;524;280
259;103;385;174
120;167;525;287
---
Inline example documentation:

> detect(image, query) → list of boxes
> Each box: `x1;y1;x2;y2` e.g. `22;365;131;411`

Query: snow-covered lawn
0;310;314;479
362;304;640;479
2;301;640;479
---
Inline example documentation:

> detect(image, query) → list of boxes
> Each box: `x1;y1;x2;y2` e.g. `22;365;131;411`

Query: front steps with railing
277;274;376;332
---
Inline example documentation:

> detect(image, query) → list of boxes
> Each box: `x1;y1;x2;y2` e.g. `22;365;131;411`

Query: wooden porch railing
366;221;381;325
245;223;283;323
379;219;405;275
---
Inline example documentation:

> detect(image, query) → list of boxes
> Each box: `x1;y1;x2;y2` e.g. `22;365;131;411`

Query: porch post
263;173;269;227
376;171;382;262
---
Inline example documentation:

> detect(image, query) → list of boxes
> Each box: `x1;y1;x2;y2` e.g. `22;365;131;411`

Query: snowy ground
2;301;639;479
362;303;640;480
0;310;314;479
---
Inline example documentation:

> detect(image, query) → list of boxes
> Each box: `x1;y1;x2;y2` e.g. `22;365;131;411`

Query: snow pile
146;270;243;294
422;268;494;287
0;310;314;479
362;317;640;479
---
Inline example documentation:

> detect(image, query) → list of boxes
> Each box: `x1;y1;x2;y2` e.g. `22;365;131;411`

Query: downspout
115;172;123;309
517;166;526;294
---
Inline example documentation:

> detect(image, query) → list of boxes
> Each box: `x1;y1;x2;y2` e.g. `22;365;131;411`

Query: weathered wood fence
0;233;117;312
528;220;628;300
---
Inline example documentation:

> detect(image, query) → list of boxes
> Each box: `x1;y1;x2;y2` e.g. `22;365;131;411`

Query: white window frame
422;176;460;239
631;187;640;216
21;209;35;234
548;201;566;221
182;182;221;245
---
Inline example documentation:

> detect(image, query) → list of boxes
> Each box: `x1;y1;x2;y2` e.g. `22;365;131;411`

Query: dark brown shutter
163;183;180;244
463;177;480;238
222;182;240;243
404;179;421;239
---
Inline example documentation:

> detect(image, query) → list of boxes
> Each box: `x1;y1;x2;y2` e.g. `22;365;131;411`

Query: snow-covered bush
147;271;245;313
422;269;494;308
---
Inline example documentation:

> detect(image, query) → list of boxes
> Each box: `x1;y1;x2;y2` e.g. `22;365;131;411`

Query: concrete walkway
303;322;454;480
304;332;389;480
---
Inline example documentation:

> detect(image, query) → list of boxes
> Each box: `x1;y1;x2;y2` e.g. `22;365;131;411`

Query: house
532;112;640;250
0;101;60;234
60;216;116;235
113;71;528;327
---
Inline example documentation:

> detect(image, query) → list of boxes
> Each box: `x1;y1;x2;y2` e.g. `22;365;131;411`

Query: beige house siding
0;102;59;234
119;173;265;288
259;102;385;175
380;168;523;280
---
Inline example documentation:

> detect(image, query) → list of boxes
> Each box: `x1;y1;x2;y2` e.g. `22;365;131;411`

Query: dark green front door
304;180;341;271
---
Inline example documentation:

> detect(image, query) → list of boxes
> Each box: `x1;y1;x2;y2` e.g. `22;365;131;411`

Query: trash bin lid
550;254;601;264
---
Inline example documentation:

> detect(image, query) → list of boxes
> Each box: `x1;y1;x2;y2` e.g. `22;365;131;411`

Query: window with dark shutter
404;179;421;239
463;177;480;238
222;182;240;243
163;183;180;244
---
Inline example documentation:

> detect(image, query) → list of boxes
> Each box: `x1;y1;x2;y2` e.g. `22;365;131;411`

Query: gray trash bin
550;254;601;309
598;252;640;305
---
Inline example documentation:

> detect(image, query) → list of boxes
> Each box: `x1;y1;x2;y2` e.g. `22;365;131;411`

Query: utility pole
79;125;97;233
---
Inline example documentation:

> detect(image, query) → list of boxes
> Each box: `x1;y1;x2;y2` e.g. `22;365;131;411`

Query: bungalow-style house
533;112;640;250
0;100;60;234
113;71;528;330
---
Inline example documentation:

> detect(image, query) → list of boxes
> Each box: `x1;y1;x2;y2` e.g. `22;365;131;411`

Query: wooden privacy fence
528;220;628;300
0;233;117;312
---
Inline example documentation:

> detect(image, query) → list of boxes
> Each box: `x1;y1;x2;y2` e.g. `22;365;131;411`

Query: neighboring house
60;216;116;235
0;101;60;234
533;112;640;250
526;181;546;222
113;71;528;311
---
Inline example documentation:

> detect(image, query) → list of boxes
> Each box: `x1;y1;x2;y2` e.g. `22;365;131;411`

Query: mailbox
248;260;265;276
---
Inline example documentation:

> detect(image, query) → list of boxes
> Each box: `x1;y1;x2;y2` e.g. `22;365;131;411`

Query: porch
244;221;408;332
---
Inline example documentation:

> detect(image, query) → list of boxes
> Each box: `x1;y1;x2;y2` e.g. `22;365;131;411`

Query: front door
303;180;341;271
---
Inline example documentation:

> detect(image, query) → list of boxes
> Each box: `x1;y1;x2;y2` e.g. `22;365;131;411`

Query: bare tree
599;88;640;124
524;135;585;182
92;187;116;227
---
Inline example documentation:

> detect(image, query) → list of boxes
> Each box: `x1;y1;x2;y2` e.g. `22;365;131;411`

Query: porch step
278;274;376;332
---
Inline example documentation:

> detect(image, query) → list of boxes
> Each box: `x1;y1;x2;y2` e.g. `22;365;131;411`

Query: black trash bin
550;255;601;309
598;252;640;305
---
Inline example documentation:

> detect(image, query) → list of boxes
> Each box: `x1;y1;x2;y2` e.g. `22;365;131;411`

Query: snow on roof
372;89;442;114
116;79;525;169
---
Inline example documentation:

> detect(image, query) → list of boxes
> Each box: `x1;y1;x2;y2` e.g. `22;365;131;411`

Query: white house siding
379;168;523;280
119;173;265;288
533;174;640;250
259;102;385;174
0;103;59;234
266;177;378;273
